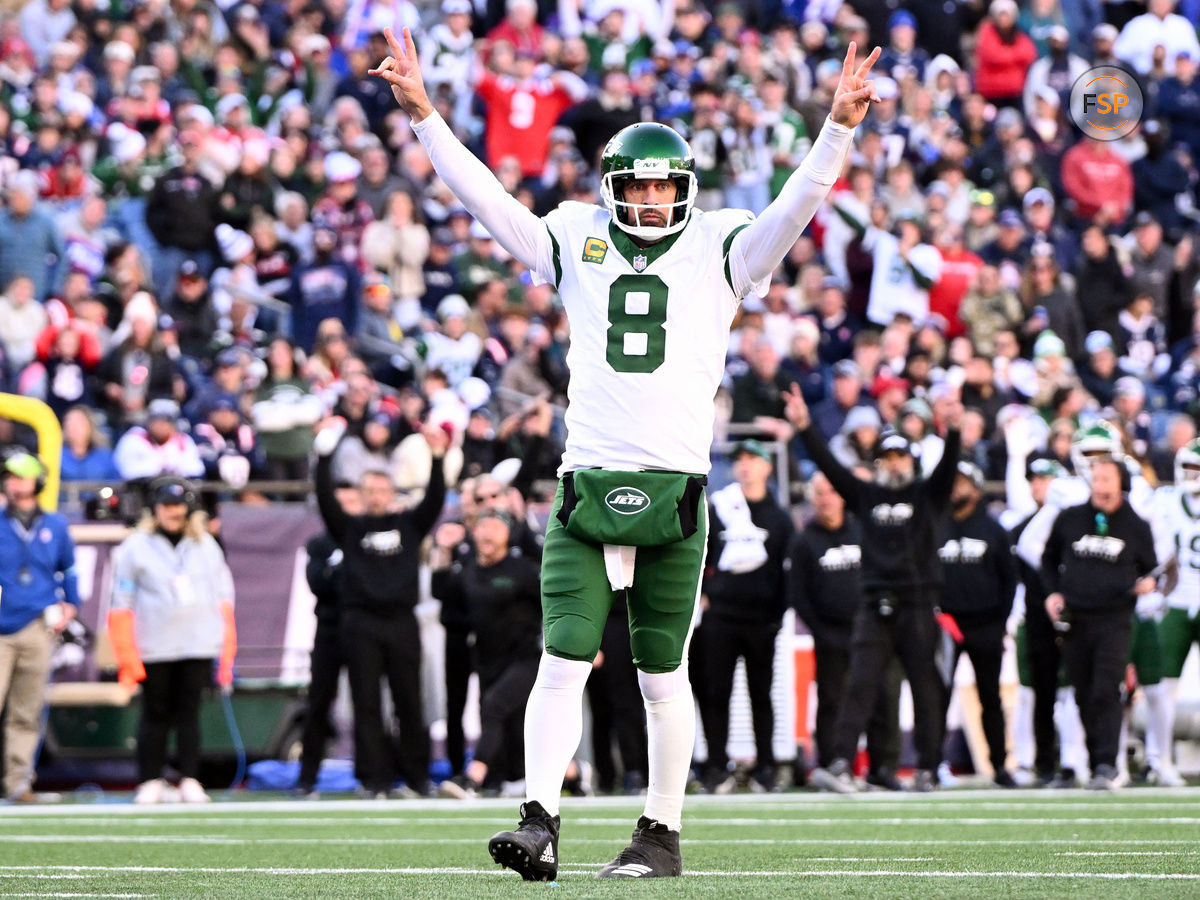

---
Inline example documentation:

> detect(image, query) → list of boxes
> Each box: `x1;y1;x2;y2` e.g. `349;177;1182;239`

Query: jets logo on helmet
1070;420;1124;484
600;122;698;240
1176;438;1200;494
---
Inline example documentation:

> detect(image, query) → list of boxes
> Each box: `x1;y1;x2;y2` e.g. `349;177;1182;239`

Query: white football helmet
1175;438;1200;493
1070;420;1124;484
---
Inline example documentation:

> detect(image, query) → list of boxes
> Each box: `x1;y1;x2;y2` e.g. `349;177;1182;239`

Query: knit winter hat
216;224;254;263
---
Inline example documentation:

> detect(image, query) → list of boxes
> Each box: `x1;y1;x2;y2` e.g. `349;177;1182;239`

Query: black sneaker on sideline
438;774;480;800
810;758;857;794
1049;768;1078;789
597;816;682;878
993;770;1018;789
866;767;903;791
488;801;560;881
910;769;937;792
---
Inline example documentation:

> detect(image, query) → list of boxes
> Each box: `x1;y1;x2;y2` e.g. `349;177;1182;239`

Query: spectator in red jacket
974;0;1037;106
483;0;544;63
476;53;587;177
929;223;983;339
1060;138;1134;227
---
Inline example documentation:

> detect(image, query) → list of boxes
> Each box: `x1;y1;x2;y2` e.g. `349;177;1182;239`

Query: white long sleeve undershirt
411;111;555;279
730;116;854;284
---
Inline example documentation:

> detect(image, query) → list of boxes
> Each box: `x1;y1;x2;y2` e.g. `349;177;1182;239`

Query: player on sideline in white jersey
1142;439;1200;786
371;26;880;881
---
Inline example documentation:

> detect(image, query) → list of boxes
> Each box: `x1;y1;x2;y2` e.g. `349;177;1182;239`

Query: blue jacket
0;206;64;301
0;509;80;635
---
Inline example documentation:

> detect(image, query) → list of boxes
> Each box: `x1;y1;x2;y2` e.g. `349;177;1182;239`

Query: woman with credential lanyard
107;477;237;804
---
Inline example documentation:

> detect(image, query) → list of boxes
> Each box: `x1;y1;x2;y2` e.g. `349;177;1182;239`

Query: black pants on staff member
812;622;901;774
1061;607;1134;772
833;591;944;772
939;617;1008;774
138;658;213;784
697;616;780;781
443;627;472;775
341;607;429;796
474;657;540;784
588;609;648;793
1022;591;1062;779
298;618;346;792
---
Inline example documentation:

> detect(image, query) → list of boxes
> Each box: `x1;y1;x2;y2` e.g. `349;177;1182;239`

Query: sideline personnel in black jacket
785;384;961;791
936;461;1018;786
1041;456;1157;789
296;482;362;795
432;511;543;796
695;440;794;793
314;419;449;797
789;472;901;788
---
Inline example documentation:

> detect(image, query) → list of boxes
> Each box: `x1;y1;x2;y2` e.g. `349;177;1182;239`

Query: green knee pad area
1159;608;1200;679
540;479;706;673
1129;614;1164;686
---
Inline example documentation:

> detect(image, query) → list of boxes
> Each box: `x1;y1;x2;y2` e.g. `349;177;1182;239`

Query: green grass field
1;790;1198;898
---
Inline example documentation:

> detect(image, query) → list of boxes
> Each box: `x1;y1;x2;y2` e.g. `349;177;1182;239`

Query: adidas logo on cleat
539;847;556;864
610;863;653;877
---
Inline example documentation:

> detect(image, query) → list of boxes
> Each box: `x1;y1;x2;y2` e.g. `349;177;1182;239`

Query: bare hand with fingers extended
369;26;434;122
783;383;811;431
830;42;883;128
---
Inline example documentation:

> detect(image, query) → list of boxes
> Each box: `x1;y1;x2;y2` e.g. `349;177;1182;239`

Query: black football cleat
596;816;682;878
488;801;560;881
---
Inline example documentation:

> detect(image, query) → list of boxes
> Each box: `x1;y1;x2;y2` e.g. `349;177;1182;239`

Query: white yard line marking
7;834;1200;851
1;815;1196;828
0;865;1198;881
0;790;1195;817
0;894;150;898
1058;851;1200;856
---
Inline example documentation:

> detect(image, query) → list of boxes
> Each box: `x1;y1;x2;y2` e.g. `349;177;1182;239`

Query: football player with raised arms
371;27;880;880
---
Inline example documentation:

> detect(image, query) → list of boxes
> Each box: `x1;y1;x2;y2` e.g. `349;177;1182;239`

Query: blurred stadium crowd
1;0;1200;799
0;0;1197;490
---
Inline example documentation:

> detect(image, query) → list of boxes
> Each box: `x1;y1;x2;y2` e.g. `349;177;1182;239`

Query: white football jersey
538;202;767;475
1150;486;1200;614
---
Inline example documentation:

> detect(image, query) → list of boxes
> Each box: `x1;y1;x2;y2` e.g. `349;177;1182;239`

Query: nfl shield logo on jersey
633;254;648;272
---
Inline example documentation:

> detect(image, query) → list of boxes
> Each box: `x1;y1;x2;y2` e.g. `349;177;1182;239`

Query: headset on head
1;448;48;495
146;475;200;514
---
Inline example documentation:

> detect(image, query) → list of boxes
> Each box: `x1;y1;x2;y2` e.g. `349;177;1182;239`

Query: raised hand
783;383;810;430
422;421;452;458
830;41;882;128
369;27;434;123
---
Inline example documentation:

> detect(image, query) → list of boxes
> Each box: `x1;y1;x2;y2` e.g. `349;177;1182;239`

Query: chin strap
106;608;145;691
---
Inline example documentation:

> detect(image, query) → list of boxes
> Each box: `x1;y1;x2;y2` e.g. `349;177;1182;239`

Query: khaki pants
0;619;54;797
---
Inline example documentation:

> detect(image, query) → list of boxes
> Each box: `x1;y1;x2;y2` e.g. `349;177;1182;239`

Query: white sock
1142;681;1173;771
1055;688;1087;774
1117;715;1129;777
1161;678;1180;770
639;666;695;833
523;652;593;817
1014;686;1035;770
